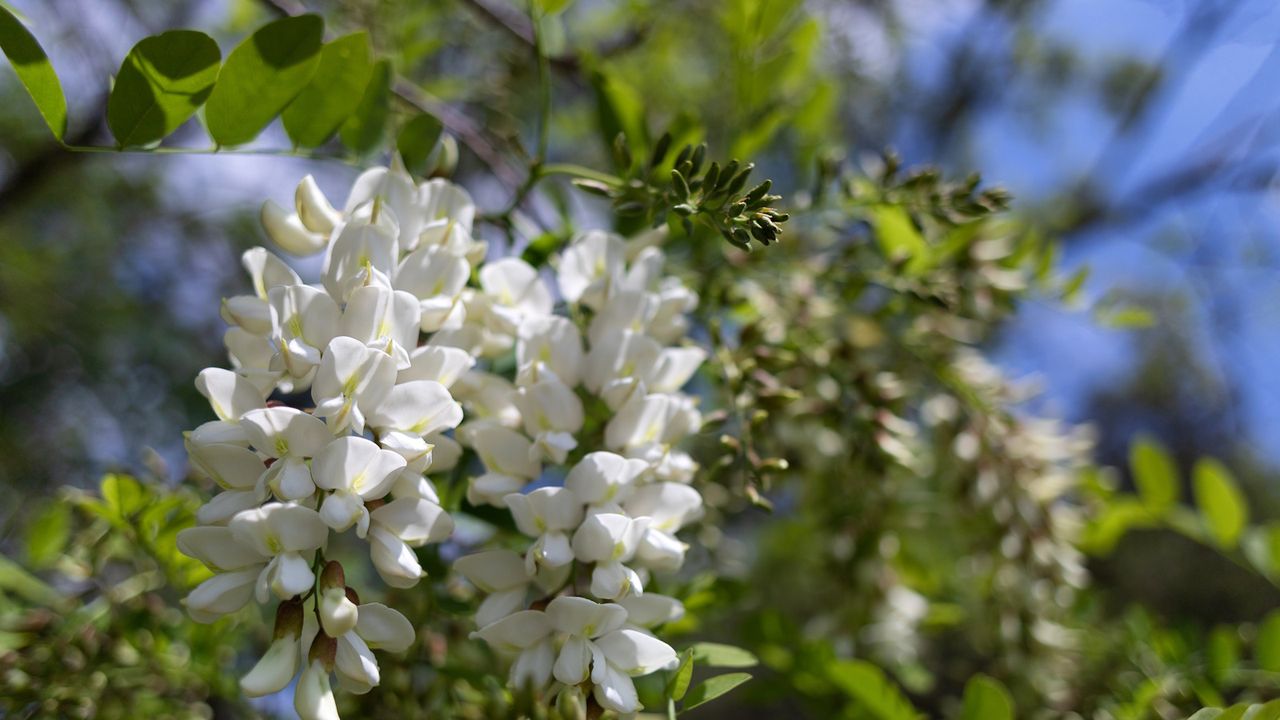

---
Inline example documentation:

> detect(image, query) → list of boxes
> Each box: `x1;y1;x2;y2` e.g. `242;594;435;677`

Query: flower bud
295;175;342;235
319;562;359;637
555;684;587;720
261;199;326;256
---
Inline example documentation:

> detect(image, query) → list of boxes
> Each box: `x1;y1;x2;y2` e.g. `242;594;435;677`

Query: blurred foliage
1;0;1279;719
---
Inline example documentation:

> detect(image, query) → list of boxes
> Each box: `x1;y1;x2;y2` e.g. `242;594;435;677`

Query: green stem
60;142;358;164
540;163;624;185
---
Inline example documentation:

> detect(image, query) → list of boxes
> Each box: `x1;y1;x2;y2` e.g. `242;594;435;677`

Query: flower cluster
449;231;709;713
177;166;476;718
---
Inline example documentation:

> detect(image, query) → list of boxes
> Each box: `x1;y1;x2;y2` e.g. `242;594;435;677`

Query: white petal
240;635;300;697
624;482;703;530
546;595;628;638
369;526;424;588
294;659;340;720
185;567;258;622
367;380;462;436
467;472;526;507
195;368;265;422
356;602;416;653
370;497;454;545
319;490;367;533
230;503;328;555
177;526;267;572
266;552;316;600
572;513;648;563
242;246;302;298
453;549;530;593
399;345;475;388
592;662;640;714
240;407;332;459
511;637;554;691
336;632;380;689
264;456;316;501
470;609;552;652
186;442;265;490
595;628;677;676
196;488;265;526
320;586;359;637
565;452;648;506
553;634;591;685
476;587;527;628
312;435;406;499
617;593;684;629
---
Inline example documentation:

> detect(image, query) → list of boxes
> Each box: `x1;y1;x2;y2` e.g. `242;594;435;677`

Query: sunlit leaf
282;32;373;148
961;674;1014;720
25;501;70;569
1130;437;1179;514
107;30;221;147
871;205;930;274
827;659;921;720
1256;611;1280;672
0;5;66;139
1193;458;1247;548
667;649;695;701
688;642;758;668
205;14;324;147
681;672;751;713
339;58;392;154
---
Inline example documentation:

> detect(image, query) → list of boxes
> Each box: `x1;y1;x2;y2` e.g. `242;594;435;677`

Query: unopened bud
273;598;304;640
295;652;339;720
295;175;341;235
319;587;359;637
261;199;326;256
555;684;587;720
308;633;337;671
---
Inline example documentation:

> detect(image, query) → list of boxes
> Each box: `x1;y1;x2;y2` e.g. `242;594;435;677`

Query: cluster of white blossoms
176;162;712;717
447;226;709;715
177;166;477;719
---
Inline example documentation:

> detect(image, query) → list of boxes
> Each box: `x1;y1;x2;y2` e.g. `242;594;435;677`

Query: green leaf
828;659;921;720
205;14;324;147
340;58;392;154
24;501;70;568
107;30;221;147
397;112;444;176
1129;437;1179;514
1096;304;1156;329
1256;611;1280;672
0;554;61;606
681;672;751;713
1193;458;1247;548
871;205;930;274
100;473;145;520
688;642;758;668
1243;700;1280;720
534;0;574;15
281;32;373;148
667;649;695;701
961;674;1014;720
1061;266;1090;304
0;5;66;139
1208;626;1241;684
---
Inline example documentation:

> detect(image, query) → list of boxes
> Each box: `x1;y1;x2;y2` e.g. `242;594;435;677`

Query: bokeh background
3;0;1280;716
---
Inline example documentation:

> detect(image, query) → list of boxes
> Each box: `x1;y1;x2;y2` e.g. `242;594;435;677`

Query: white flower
616;593;685;632
241;600;305;697
564;452;649;510
479;258;553;336
295;656;340;720
312;436;407;536
417;178;481;259
515;315;584;387
453;371;523;428
195;367;266;423
368;498;454;588
225;327;280;394
229;503;329;603
590;628;677;714
367;380;463;473
557;230;625;310
312;336;397;435
240;407;332;501
454;549;533;627
505;487;585;574
513;378;584;464
396;245;470;332
344;164;421;253
459;422;541;506
623;483;703;572
572;513;650;599
398;345;475;389
268;284;341;384
321;213;398;303
469;610;555;691
340;284;421;370
221;248;301;334
545;596;627;685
